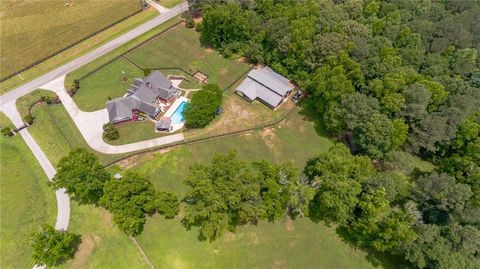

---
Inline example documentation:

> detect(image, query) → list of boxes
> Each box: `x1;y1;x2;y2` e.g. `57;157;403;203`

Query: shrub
102;123;119;141
195;22;202;32
24;114;34;125
184;84;223;128
1;126;12;136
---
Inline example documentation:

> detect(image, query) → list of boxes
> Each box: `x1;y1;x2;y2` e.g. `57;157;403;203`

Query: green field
74;58;144;112
158;0;185;8
125;25;251;89
16;91;127;165
0;0;142;80
107;120;177;145
56;203;149;269
0;113;56;269
123;110;393;268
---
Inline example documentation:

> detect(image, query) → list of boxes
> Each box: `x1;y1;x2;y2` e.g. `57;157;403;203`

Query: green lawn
158;0;185;8
17;91;128;165
126;110;391;268
0;0;142;80
0;113;56;269
74;58;144;112
125;25;251;89
55;203;149;269
107;120;179;146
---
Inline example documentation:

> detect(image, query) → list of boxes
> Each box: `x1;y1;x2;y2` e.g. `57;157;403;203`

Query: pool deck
163;96;189;132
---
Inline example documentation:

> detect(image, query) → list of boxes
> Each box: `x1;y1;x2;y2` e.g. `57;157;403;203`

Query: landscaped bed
0;0;143;80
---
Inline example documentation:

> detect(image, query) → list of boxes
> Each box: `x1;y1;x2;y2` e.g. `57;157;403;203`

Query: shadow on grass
335;226;413;269
297;97;332;138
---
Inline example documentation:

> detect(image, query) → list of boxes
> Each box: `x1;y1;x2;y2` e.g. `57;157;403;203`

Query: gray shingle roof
236;66;294;108
106;70;177;122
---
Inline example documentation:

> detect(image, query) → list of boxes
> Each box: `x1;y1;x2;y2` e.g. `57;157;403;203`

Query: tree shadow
335;226;413;269
297;97;333;138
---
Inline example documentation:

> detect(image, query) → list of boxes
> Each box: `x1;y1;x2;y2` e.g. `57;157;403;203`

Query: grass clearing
56;203;149;269
16;90;129;165
125;110;390;268
0;113;56;269
125;25;250;89
74;58;144;111
107;120;179;145
158;0;185;8
0;0;142;81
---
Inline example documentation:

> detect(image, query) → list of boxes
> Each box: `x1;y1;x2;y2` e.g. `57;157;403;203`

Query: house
236;66;294;109
106;71;180;123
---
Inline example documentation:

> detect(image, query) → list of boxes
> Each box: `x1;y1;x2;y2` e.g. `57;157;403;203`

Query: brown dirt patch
204;47;214;53
99;209;113;227
71;235;100;268
224;232;237;242
259;127;279;152
285;217;294;232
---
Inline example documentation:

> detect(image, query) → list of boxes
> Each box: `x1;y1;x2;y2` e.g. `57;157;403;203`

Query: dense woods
186;0;480;268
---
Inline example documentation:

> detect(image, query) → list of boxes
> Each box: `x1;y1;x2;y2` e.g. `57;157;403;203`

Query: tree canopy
184;83;223;128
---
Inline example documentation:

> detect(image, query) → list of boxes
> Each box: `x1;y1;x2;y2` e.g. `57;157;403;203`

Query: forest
187;0;480;268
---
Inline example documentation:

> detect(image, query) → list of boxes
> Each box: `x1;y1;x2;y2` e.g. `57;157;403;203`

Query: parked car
291;90;304;103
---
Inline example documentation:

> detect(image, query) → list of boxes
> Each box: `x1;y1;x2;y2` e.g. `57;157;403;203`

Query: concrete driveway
41;76;185;154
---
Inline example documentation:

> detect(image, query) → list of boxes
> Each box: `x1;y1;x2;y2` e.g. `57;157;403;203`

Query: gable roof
144;70;172;90
236;66;294;108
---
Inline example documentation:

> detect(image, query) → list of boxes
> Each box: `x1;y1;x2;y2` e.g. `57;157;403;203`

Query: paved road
40;76;185;154
0;2;188;106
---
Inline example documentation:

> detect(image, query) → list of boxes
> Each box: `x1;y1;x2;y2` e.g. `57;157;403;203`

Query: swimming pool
170;101;188;124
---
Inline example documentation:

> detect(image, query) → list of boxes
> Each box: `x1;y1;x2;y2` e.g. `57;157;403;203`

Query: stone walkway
40;76;185;154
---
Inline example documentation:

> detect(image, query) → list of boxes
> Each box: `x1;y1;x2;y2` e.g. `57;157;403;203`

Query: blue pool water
170;101;188;124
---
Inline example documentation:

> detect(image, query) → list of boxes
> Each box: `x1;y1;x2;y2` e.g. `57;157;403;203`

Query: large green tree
30;224;81;267
184;84;223;128
100;172;159;236
51;148;110;205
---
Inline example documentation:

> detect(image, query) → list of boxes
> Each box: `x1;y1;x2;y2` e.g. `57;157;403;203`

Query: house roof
106;70;177;122
236;66;294;108
155;117;172;129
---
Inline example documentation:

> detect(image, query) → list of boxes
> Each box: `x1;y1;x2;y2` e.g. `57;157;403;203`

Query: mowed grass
16;90;129;165
158;0;185;8
74;58;144;111
0;113;56;269
0;0;142;80
125;25;251;89
107;120;179;145
125;111;388;268
55;203;149;269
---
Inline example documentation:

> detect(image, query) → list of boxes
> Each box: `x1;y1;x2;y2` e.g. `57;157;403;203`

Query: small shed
155;117;172;132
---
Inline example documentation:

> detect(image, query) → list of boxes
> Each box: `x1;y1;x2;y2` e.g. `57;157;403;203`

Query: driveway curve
40;76;185;154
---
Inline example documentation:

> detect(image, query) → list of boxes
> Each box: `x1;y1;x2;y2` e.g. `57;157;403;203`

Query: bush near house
103;123;120;141
24;114;34;125
184;84;223;128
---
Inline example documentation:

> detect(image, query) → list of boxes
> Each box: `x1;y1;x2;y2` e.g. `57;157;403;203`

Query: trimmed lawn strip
0;0;143;81
0;8;158;93
125;25;250;89
158;0;185;8
0;113;56;269
107;120;179;146
55;203;149;269
74;58;144;111
64;16;184;89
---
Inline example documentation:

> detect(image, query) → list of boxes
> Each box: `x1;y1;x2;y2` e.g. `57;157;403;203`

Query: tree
102;123;119;141
348;188;417;252
51;148;110;205
184;84;223;128
30;224;81;267
1;126;12;136
305;144;375;224
183;151;263;240
156;191;180;219
100;172;158;236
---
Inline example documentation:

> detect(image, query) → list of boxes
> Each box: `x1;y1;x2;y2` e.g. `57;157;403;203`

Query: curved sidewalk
40;76;185;154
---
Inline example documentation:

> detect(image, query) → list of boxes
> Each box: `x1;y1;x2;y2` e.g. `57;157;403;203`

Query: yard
74;58;144;112
0;113;56;269
121;110;394;268
16;90;130;165
124;25;251;89
107;120;179;145
157;0;185;8
0;0;143;80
